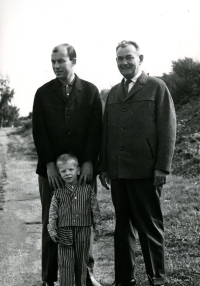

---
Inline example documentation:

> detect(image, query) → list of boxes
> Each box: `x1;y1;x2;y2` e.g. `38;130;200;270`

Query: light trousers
58;227;91;286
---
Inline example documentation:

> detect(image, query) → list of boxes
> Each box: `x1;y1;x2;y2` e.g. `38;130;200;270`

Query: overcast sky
0;0;200;116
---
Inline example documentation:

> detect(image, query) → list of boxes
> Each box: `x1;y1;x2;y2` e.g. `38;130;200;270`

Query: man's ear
139;55;144;63
72;58;77;66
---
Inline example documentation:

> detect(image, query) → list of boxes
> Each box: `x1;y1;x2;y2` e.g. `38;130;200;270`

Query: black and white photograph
0;1;200;285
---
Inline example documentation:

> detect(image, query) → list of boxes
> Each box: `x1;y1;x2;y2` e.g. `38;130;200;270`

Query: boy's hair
56;153;79;169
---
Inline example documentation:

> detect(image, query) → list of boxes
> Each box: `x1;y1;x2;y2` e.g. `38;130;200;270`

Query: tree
161;58;200;106
0;76;19;127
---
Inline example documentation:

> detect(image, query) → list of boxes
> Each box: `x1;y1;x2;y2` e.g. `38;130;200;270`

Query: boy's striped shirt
48;183;101;238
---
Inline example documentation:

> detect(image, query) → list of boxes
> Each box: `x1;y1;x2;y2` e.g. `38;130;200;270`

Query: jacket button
122;109;126;112
68;132;71;135
120;128;124;131
120;147;123;151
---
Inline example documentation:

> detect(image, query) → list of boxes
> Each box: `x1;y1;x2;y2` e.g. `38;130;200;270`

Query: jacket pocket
146;138;154;159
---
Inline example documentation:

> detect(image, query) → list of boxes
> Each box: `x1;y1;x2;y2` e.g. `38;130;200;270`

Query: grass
95;176;200;285
5;128;200;286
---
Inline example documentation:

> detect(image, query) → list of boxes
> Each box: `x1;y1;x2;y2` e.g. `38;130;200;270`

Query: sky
0;0;200;116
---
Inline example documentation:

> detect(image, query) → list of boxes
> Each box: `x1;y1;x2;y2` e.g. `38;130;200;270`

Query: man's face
51;47;75;79
58;160;80;185
116;44;143;79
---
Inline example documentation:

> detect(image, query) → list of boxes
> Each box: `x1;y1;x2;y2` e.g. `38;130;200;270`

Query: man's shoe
114;278;136;286
127;278;136;286
87;275;102;286
109;279;136;286
40;282;54;286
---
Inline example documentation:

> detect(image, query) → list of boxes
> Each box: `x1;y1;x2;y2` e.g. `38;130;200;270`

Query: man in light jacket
99;40;176;286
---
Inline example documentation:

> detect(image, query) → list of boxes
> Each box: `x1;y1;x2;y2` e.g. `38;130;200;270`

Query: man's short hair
116;40;140;54
52;44;76;61
56;153;79;168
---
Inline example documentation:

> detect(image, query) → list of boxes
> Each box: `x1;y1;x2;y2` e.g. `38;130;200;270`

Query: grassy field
8;127;200;286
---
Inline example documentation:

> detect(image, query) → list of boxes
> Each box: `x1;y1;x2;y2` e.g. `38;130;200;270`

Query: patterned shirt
48;183;102;238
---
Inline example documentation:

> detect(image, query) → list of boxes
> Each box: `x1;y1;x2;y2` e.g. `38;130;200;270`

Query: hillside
172;96;200;177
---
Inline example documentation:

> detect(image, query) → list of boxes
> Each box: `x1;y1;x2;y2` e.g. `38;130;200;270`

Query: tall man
32;43;102;286
99;41;176;286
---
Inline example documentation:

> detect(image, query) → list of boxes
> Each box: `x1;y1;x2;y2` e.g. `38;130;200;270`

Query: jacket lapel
118;72;148;102
52;78;67;103
117;79;127;102
52;75;82;104
69;74;82;104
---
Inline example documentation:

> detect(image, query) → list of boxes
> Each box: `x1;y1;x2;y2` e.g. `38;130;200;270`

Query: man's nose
121;58;128;65
54;62;60;68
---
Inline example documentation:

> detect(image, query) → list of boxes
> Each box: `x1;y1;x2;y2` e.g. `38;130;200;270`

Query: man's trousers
111;178;165;286
38;176;95;283
58;227;91;286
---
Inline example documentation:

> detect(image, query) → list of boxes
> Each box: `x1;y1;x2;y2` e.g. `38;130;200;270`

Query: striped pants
58;226;91;286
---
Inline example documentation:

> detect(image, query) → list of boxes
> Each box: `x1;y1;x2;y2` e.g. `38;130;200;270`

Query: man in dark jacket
32;43;102;286
99;40;176;286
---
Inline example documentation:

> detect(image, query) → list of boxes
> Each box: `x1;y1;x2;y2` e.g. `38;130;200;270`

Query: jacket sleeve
83;88;102;164
155;83;176;173
32;89;54;164
89;187;102;228
47;194;59;237
98;95;109;172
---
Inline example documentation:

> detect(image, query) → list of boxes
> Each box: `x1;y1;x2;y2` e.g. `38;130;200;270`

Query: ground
0;127;200;286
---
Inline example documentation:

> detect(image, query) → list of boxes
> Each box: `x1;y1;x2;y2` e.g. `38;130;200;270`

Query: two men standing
32;44;102;286
99;41;176;286
33;40;176;286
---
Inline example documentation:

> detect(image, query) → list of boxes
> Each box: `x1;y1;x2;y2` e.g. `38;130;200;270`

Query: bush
21;118;32;130
161;58;200;107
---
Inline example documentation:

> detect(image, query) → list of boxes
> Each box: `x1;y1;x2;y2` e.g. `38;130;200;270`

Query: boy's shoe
87;275;102;286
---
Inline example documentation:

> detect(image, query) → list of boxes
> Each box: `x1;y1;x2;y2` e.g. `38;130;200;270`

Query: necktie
124;79;132;98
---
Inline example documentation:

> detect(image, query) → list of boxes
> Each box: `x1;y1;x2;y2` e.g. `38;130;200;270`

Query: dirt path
0;128;112;286
0;128;41;286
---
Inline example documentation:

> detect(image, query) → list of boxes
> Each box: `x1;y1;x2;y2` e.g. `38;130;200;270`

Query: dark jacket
32;75;102;177
99;72;176;179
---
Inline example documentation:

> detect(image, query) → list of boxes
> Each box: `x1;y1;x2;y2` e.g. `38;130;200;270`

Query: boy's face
58;159;80;185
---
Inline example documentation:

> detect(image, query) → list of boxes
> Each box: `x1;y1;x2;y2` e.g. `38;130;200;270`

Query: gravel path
0;128;41;286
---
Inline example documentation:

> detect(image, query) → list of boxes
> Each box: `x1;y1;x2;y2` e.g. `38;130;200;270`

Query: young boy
47;153;102;286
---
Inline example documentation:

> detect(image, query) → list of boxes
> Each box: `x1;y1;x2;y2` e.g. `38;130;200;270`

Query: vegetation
161;58;200;107
0;76;20;127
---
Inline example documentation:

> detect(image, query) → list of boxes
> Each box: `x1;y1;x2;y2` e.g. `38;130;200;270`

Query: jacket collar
52;74;82;103
118;71;148;102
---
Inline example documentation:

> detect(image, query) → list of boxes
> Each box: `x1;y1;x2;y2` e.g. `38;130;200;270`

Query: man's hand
51;234;59;243
78;161;93;187
46;162;64;190
99;172;110;190
154;169;168;196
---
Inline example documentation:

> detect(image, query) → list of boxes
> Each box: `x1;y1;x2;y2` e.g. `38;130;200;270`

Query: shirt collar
124;69;142;84
58;74;76;87
65;181;79;190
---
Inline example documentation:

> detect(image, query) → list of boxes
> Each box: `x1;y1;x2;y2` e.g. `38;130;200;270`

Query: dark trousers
111;179;165;286
39;176;95;283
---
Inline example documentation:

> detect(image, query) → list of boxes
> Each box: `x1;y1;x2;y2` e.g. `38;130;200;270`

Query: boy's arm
47;194;59;239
